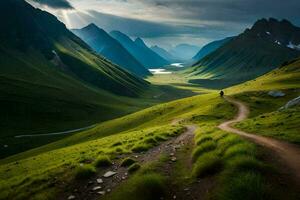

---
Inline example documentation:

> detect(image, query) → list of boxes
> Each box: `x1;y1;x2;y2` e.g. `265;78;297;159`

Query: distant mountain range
150;45;180;63
189;18;300;88
0;0;148;137
72;24;150;77
110;31;170;68
169;44;200;61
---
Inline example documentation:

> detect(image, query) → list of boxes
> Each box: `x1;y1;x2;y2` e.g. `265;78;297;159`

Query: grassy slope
0;58;299;199
226;58;300;144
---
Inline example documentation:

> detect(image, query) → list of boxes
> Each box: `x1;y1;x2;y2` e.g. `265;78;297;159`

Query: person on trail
220;90;224;97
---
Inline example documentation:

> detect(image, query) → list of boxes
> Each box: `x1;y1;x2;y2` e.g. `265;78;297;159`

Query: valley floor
0;62;300;200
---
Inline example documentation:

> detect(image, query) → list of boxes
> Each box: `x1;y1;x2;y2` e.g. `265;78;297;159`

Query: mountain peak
244;18;300;47
84;23;102;31
134;37;148;48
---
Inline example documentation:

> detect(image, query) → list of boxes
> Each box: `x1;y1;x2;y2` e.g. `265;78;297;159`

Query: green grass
192;141;217;161
128;163;141;173
120;158;136;167
94;156;112;168
0;58;299;199
75;165;96;180
216;172;268;200
104;161;166;200
192;151;223;178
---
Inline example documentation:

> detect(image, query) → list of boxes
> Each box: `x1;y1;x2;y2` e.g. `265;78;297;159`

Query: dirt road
218;96;300;182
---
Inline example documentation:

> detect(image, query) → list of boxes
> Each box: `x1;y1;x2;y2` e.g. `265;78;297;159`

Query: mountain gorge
189;18;300;88
72;24;150;77
110;31;170;68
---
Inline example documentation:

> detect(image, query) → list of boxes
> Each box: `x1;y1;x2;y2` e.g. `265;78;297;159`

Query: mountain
110;31;169;68
192;37;234;61
150;45;180;62
189;18;300;88
169;44;200;61
72;24;150;77
0;0;148;148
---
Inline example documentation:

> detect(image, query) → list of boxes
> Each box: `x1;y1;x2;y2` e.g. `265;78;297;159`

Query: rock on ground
268;90;286;97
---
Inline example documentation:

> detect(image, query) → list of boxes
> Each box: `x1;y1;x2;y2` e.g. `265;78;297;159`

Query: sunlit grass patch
195;135;213;145
223;143;257;159
132;143;153;153
192;141;217;161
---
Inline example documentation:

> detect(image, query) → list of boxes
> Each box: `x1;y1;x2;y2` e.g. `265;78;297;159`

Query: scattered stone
170;153;175;156
171;157;177;162
103;171;117;178
184;188;189;191
107;188;111;193
98;191;106;195
134;155;139;158
68;195;76;200
79;163;84;167
92;186;102;191
3;145;8;148
268;90;285;97
173;195;177;199
124;172;128;176
122;176;126;180
96;178;103;184
88;181;93;185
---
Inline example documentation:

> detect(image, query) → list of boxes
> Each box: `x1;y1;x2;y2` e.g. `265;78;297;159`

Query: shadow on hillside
188;78;247;89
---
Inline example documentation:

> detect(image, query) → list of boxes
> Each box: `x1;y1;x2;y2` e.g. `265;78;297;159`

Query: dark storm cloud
30;0;73;9
146;0;300;25
83;10;234;39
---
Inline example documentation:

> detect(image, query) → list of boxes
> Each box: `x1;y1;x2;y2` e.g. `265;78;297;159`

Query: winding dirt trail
218;96;300;182
60;125;197;200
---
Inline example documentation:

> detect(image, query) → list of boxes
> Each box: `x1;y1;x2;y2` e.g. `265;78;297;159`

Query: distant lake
149;69;172;74
171;63;185;67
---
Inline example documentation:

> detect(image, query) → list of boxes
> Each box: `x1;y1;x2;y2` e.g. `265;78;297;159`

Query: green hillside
0;56;299;199
0;0;151;157
227;58;300;144
188;18;300;89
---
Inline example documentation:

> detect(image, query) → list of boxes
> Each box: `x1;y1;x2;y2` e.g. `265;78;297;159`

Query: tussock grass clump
192;141;217;161
128;163;141;173
225;156;266;174
217;172;267;200
154;135;167;141
217;135;243;155
196;135;213;145
107;173;166;200
132;144;152;153
94;156;112;168
223;143;256;159
75;165;96;180
144;137;157;145
213;132;228;142
120;158;136;167
192;151;222;178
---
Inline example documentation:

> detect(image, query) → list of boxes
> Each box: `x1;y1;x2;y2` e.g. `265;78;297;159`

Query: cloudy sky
28;0;300;49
